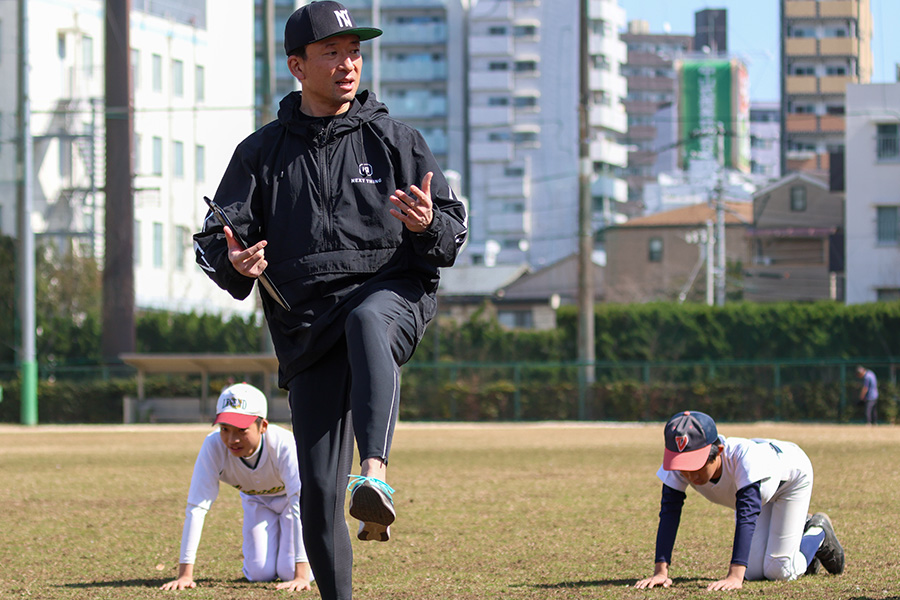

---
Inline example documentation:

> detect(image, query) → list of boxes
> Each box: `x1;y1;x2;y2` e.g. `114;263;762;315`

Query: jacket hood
276;89;389;138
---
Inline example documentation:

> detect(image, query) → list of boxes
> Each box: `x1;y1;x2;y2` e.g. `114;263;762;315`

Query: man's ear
287;55;305;81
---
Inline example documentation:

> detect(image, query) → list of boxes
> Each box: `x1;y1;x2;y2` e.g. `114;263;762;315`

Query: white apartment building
465;0;628;268
845;83;900;303
338;0;467;177
0;0;256;317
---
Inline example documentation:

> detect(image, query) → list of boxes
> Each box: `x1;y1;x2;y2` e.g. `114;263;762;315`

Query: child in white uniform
635;411;845;591
161;383;313;591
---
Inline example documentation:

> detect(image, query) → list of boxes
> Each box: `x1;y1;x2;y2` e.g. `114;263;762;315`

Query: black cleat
808;512;845;575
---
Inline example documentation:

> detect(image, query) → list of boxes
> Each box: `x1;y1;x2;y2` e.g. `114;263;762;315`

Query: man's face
289;34;362;116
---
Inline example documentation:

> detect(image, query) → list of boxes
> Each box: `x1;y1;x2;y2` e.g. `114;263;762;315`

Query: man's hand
389;172;434;233
225;226;268;278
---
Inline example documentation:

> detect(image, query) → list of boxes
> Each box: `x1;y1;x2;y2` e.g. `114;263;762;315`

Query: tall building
749;102;781;182
0;0;256;316
337;0;467;177
620;20;692;208
694;8;727;55
466;0;628;267
844;83;900;304
780;0;873;176
254;0;303;128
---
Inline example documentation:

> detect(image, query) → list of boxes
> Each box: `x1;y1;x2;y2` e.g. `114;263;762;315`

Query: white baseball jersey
179;423;304;565
657;436;805;507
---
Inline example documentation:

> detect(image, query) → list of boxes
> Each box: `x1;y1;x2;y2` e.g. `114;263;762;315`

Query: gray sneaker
348;476;396;542
808;512;845;575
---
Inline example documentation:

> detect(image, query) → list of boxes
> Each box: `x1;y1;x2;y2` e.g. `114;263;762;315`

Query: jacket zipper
318;121;335;247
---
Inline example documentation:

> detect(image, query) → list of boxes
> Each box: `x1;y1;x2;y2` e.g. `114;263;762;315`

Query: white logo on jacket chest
351;163;382;184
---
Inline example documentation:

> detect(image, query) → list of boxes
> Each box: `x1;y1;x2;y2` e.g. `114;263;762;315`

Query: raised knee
243;562;276;582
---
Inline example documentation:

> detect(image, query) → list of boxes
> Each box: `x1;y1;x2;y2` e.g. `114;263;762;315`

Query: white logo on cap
334;9;352;28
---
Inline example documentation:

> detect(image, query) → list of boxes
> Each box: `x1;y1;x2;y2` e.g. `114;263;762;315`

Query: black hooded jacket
194;90;467;385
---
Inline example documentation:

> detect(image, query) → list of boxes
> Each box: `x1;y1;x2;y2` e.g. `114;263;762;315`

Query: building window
790;186;807;212
513;24;537;37
488;96;509;106
488;26;506;35
131;48;140;90
172;59;184;97
825;65;847;76
877;124;899;160
195;145;205;182
153;222;164;268
173;141;184;178
876;288;900;302
152;137;163;175
175;225;189;270
648;237;663;262
876;206;898;243
513;95;538;108
134;220;141;266
498;309;533;329
82;35;94;79
195;65;205;102
152;53;162;92
514;60;538;73
488;61;508;71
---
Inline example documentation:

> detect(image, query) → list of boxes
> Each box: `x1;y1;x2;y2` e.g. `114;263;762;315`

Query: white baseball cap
213;383;268;429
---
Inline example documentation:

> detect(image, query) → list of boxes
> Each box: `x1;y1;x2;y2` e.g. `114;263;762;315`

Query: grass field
2;421;899;600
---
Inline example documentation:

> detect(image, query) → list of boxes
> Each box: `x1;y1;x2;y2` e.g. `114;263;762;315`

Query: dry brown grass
1;422;899;599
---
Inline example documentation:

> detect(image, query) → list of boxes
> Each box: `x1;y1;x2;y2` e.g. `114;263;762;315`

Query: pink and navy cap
662;411;718;471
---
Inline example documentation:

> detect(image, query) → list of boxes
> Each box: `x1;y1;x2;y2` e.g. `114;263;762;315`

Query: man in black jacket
194;2;467;598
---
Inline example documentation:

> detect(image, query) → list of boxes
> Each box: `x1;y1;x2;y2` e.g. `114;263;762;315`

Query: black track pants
287;287;420;600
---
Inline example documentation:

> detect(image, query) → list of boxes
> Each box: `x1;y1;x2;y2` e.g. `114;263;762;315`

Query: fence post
838;363;847;421
773;363;781;421
513;364;522;421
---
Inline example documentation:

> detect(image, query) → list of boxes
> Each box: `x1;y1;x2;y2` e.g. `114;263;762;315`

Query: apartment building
750;101;781;182
254;0;302;127
465;0;628;268
620;20;693;209
845;83;900;303
337;0;467;177
780;0;873;176
1;0;256;316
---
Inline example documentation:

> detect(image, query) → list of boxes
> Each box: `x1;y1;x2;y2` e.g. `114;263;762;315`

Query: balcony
486;176;529;198
382;22;448;45
591;174;627;203
588;34;626;63
589;69;627;98
819;114;844;132
590;138;628;168
786;113;818;133
488;211;530;234
469;34;513;56
820;37;857;57
380;60;447;81
819;0;859;18
820;75;853;94
589;104;627;134
387;96;448;120
785;38;817;56
469;106;514;127
470;141;513;162
470;70;514;91
785;75;818;94
784;1;817;18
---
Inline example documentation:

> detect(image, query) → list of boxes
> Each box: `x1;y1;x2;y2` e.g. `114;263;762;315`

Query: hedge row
2;375;893;425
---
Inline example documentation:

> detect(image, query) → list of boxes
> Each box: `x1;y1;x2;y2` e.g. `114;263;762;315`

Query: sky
617;0;900;103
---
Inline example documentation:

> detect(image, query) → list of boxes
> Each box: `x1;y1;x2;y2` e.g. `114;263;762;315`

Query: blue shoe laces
347;475;395;501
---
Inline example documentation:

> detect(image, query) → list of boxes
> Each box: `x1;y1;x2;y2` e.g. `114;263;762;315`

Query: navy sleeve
655;484;686;564
731;481;762;567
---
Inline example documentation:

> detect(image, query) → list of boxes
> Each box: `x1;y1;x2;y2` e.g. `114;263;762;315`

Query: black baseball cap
662;410;719;471
284;1;383;56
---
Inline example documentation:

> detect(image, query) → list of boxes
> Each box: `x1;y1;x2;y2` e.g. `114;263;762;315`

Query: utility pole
577;0;595;418
16;0;37;425
102;0;135;362
715;122;726;306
